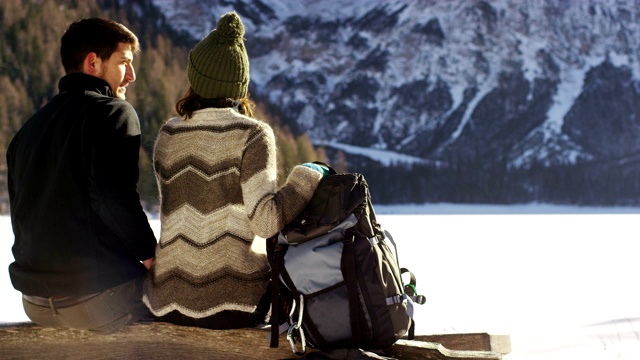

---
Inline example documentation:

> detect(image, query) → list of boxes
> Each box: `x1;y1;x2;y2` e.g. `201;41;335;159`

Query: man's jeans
22;274;151;334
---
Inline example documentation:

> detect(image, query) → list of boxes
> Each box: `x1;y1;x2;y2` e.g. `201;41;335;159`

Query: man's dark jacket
7;73;157;297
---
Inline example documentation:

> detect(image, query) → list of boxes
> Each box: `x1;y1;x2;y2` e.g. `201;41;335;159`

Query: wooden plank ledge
414;333;511;354
388;339;507;360
0;322;509;359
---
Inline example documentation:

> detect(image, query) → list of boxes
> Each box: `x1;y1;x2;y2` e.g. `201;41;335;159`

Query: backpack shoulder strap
267;235;283;348
341;226;362;346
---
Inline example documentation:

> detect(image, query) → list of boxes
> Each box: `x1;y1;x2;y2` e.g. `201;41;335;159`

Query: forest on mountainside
3;0;639;211
352;152;640;206
0;0;328;214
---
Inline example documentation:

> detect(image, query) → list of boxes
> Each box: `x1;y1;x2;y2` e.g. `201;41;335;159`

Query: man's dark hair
60;18;140;74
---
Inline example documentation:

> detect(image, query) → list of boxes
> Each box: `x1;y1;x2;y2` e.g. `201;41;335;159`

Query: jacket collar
58;73;115;97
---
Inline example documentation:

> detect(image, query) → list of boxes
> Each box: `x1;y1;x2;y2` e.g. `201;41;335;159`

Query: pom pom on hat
187;12;249;99
212;12;245;44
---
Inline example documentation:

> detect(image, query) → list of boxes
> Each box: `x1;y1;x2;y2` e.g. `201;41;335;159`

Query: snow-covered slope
152;0;640;169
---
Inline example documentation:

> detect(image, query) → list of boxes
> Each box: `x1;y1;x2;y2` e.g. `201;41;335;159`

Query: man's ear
83;52;102;75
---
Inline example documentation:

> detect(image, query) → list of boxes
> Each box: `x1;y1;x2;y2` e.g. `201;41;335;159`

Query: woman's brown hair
175;87;255;119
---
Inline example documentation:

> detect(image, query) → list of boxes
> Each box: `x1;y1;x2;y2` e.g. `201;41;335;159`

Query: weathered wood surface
414;333;511;354
0;322;510;359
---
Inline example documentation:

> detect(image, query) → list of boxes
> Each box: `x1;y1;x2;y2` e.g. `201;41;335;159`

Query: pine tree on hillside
0;0;106;212
0;0;329;213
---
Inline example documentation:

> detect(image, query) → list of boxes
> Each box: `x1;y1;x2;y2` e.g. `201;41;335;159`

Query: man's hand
142;257;155;270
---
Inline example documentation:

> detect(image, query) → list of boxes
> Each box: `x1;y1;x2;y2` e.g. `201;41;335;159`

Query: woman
143;12;327;329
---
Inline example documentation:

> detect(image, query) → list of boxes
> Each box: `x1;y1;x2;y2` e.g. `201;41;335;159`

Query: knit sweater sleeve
241;122;322;238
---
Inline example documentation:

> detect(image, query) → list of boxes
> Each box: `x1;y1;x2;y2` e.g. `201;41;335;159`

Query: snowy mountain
148;0;640;204
151;0;640;167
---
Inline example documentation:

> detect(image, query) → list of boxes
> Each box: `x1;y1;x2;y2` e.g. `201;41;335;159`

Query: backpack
267;166;426;356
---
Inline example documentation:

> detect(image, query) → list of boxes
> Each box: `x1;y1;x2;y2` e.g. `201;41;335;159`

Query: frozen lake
2;204;640;359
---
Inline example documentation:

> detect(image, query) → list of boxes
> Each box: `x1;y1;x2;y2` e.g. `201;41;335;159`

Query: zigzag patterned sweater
143;108;322;319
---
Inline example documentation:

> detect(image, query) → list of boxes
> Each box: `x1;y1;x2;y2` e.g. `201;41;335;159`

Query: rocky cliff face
151;0;640;204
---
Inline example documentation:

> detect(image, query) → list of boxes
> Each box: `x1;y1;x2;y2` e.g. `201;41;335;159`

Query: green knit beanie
187;12;249;99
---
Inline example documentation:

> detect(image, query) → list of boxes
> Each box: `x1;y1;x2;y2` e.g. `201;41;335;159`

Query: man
6;18;157;334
